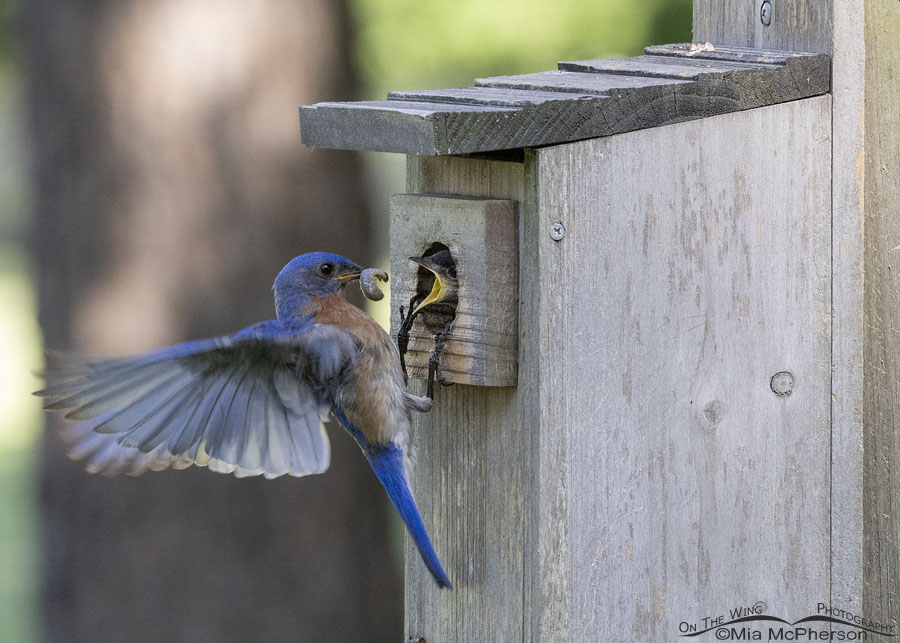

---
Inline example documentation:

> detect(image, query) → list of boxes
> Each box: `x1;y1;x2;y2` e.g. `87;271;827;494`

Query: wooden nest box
300;2;900;640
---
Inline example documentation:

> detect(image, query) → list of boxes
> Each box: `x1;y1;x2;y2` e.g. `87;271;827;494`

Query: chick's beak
409;256;452;316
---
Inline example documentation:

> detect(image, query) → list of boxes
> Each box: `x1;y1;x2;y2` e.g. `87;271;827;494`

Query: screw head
760;1;772;26
770;371;793;396
549;222;566;241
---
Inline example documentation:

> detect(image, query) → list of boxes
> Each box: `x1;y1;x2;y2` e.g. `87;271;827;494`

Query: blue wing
334;410;451;589
37;320;360;479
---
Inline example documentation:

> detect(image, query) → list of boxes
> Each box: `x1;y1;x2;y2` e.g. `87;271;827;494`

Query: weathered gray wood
474;70;690;94
693;0;834;54
559;54;780;79
399;157;526;643
299;46;830;156
526;98;831;640
694;0;900;627
389;194;518;387
645;42;815;64
859;0;900;624
299;100;518;155
826;0;900;624
399;99;832;642
829;0;866;617
388;87;595;107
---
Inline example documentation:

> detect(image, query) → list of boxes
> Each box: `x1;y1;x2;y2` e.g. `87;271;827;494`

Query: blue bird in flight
36;252;452;589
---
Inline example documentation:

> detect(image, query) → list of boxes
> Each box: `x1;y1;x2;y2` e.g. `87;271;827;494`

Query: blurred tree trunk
24;1;401;641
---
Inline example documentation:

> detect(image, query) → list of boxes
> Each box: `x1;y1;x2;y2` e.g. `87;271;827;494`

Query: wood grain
528;97;832;640
399;101;832;641
860;0;900;624
400;157;527;643
299;45;830;156
474;70;690;93
693;0;834;54
827;0;900;624
389;194;519;387
558;54;781;79
829;0;866;617
388;86;595;107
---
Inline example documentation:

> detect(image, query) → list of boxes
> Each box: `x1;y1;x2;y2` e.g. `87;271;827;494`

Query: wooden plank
299;45;830;155
641;44;833;98
829;0;866;618
388;87;595;107
389;194;518;387
560;54;780;79
529;97;831;640
860;0;900;623
303;93;621;155
828;0;900;623
693;0;834;54
474;70;690;94
299;100;519;155
645;42;814;64
399;157;526;643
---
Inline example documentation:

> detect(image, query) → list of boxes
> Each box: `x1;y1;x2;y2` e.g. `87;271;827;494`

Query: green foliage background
352;0;692;98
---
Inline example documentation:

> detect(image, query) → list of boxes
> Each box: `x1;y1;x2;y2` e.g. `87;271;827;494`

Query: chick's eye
318;262;335;277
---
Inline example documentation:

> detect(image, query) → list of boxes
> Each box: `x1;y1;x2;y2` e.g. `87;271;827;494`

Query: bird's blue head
273;252;362;320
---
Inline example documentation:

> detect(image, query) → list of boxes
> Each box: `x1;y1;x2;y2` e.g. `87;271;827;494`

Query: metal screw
549;222;566;241
760;1;772;26
770;371;793;396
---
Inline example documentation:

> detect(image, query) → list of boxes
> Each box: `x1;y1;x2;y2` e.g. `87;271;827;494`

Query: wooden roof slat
645;42;816;64
559;55;781;80
474;71;691;95
387;87;597;107
299;43;831;155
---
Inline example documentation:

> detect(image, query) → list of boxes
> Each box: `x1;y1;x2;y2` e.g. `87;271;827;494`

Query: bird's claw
397;295;424;384
425;320;454;400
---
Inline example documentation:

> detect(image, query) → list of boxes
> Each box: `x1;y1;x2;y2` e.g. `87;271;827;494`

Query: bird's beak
409;256;450;316
336;265;363;283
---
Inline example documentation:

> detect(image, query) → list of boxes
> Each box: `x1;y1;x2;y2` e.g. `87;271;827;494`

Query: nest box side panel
389;193;519;387
529;96;832;641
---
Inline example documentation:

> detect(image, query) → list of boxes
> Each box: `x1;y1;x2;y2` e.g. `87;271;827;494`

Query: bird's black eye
318;262;335;277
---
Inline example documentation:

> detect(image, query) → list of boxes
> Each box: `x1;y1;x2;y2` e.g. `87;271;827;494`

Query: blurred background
0;1;689;641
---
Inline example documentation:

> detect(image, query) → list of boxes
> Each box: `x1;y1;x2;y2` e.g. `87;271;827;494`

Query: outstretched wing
36;321;360;479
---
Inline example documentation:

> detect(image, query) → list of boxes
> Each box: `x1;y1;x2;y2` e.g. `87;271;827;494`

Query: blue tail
334;412;451;588
366;444;452;588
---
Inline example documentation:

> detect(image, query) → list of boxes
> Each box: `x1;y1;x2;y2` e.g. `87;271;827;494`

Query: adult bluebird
37;252;452;589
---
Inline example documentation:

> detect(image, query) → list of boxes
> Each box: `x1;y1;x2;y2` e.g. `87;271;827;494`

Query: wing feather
92;368;197;432
38;320;348;479
121;381;209;454
170;370;234;456
231;380;267;477
204;365;251;459
45;361;176;419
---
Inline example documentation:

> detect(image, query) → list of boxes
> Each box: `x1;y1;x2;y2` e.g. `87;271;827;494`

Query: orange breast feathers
308;293;386;347
308;293;408;445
